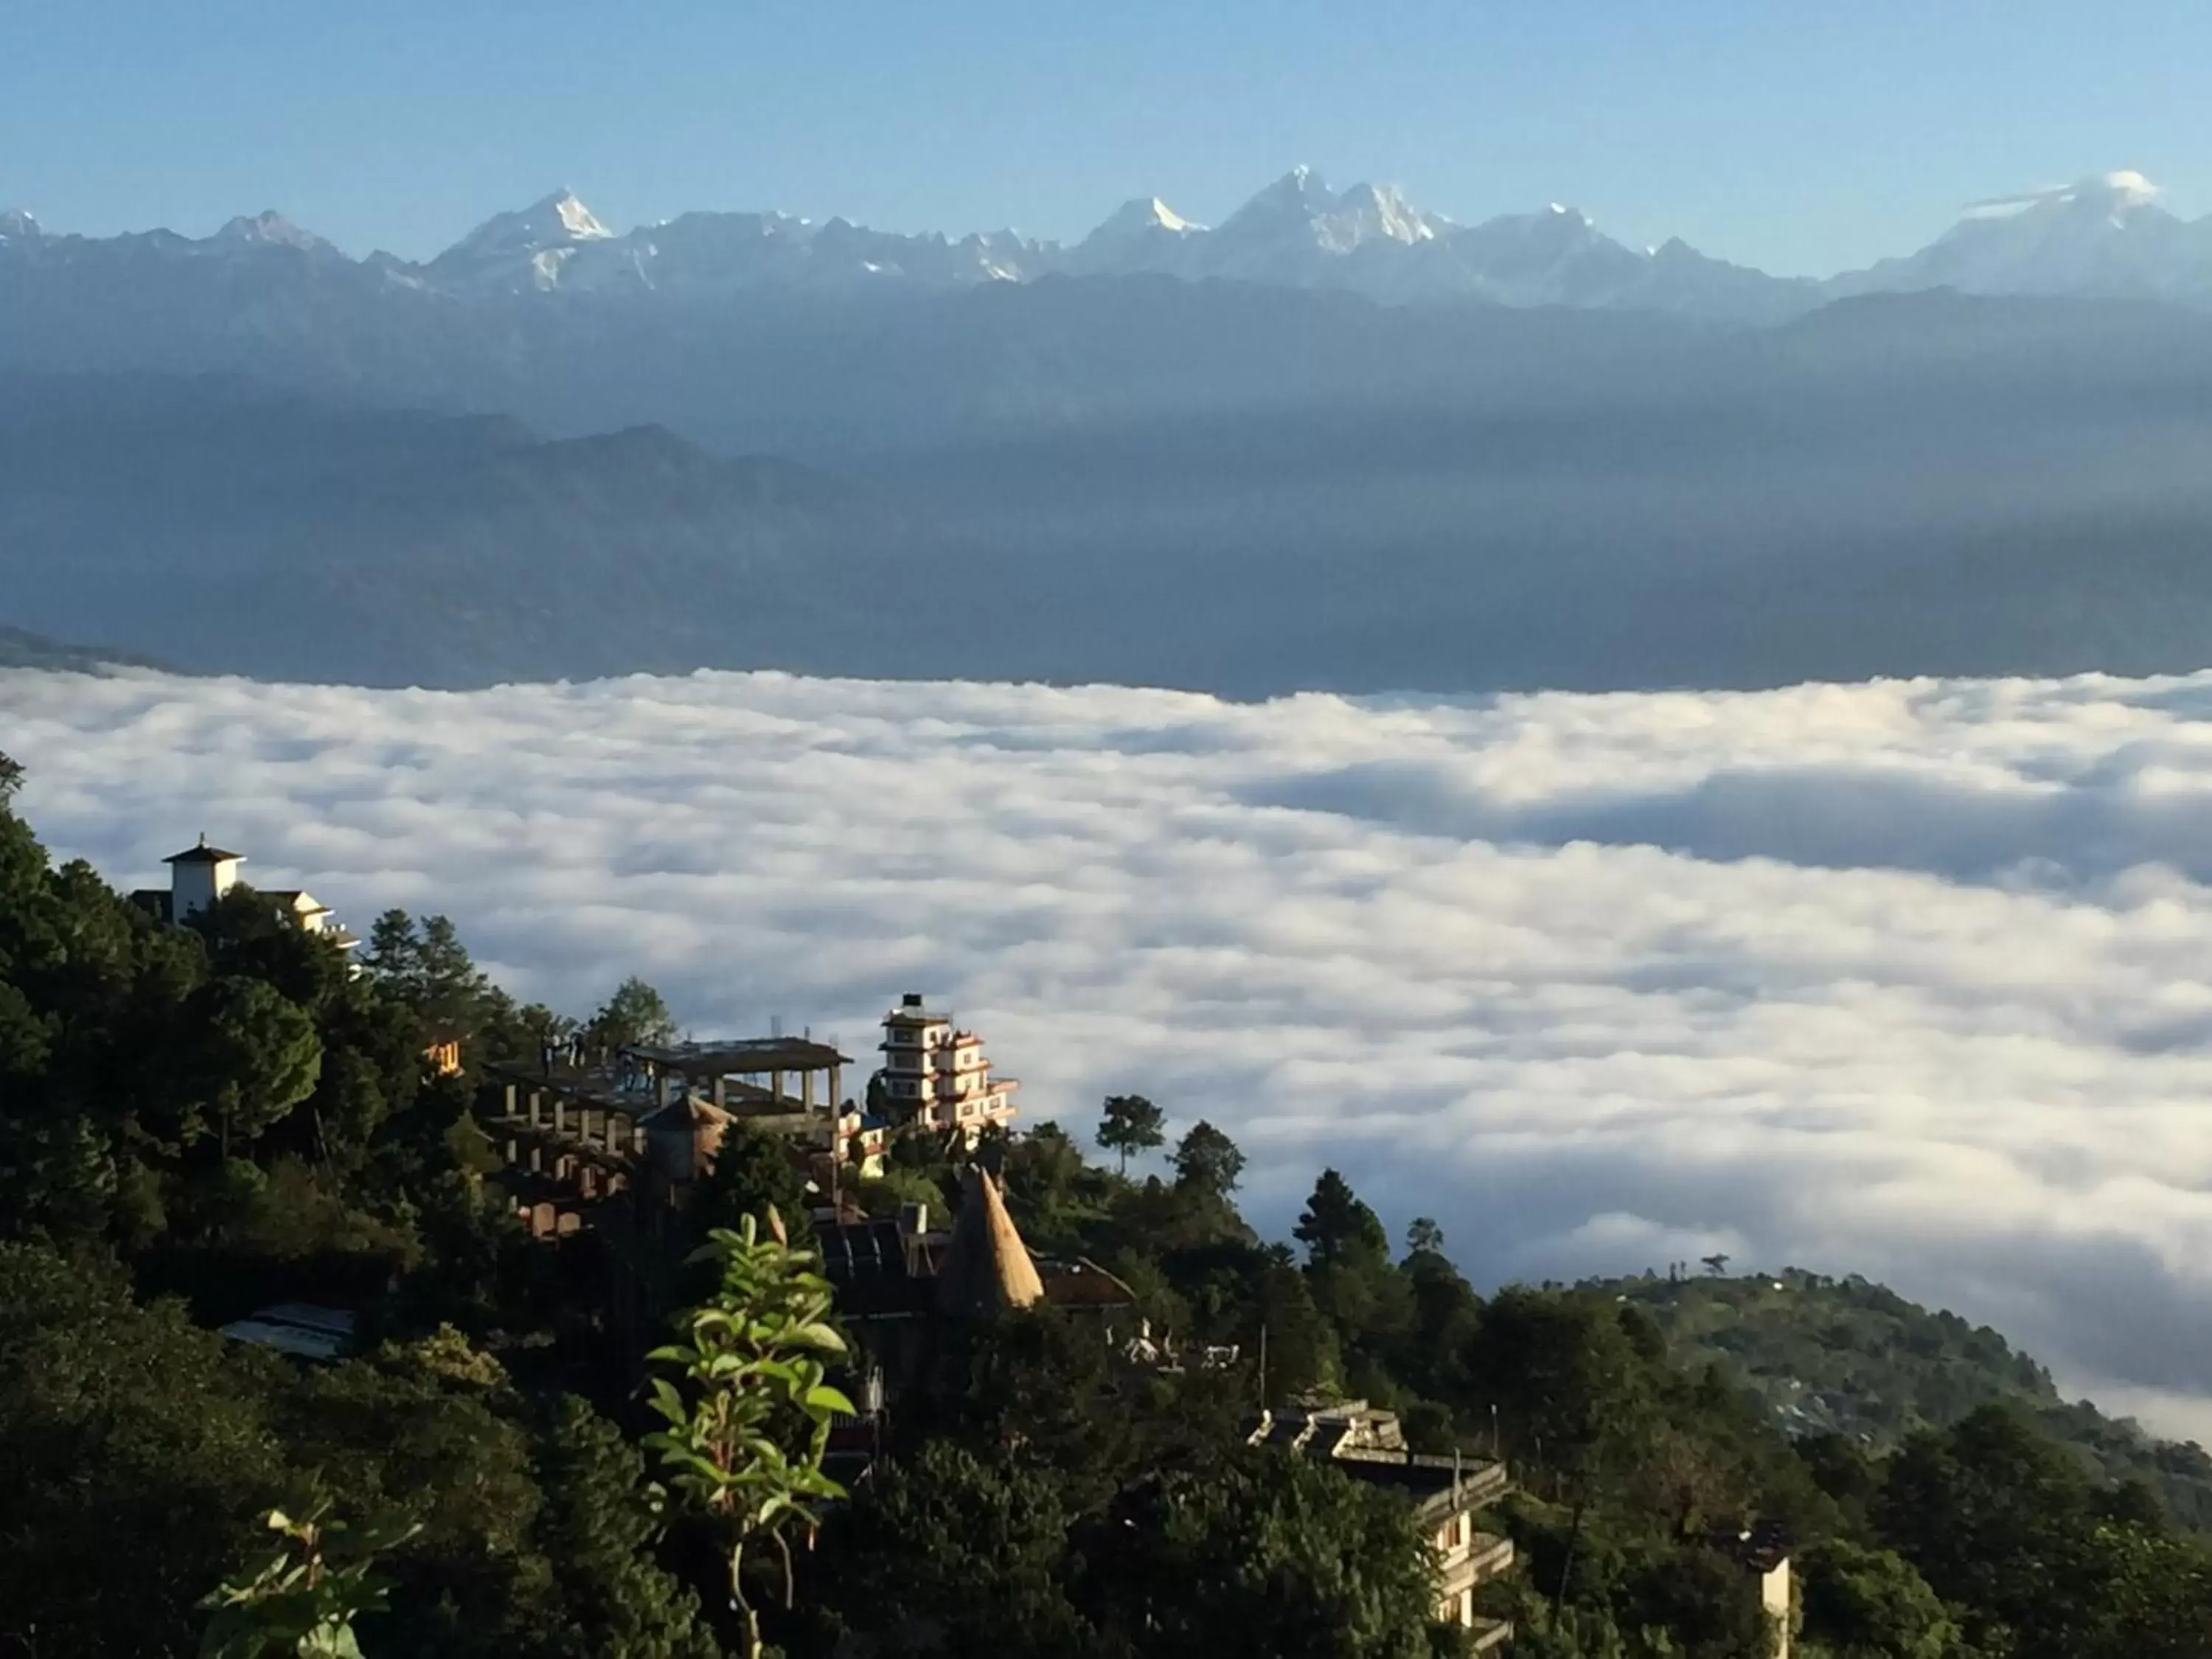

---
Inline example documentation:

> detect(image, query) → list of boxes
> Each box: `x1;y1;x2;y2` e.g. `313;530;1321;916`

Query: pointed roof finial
936;1166;1045;1316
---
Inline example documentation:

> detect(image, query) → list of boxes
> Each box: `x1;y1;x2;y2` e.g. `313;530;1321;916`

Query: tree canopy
1096;1093;1165;1174
590;977;678;1051
1172;1119;1245;1197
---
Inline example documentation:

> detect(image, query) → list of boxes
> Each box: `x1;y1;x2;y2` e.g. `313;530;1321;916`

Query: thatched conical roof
936;1166;1044;1317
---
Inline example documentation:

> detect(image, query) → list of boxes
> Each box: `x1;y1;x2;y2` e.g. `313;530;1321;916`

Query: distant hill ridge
1596;1270;2212;1531
0;626;170;675
21;318;2212;695
0;375;888;687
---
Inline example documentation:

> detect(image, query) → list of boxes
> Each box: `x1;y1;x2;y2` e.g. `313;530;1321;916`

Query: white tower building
876;993;1020;1141
163;837;245;919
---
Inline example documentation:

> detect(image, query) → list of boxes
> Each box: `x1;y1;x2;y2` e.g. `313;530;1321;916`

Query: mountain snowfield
18;661;2212;1436
4;165;2209;320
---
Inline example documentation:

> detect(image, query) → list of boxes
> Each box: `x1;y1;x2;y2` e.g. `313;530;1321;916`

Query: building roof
1038;1256;1138;1311
626;1037;852;1074
1706;1520;1791;1573
1245;1405;1512;1517
218;1303;355;1363
815;1214;939;1320
883;992;950;1024
935;1167;1045;1316
165;840;244;865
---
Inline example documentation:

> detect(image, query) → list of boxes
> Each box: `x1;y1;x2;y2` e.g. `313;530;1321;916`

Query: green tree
644;1211;855;1659
931;1304;1243;1509
273;1332;550;1658
1084;1450;1444;1659
1406;1217;1446;1257
1798;1540;1967;1659
527;1397;721;1659
1172;1119;1246;1197
675;1124;808;1304
1878;1403;2098;1650
1250;1258;1343;1404
689;1125;807;1237
198;1501;417;1659
1096;1093;1165;1175
998;1121;1111;1253
189;975;324;1155
818;1441;1093;1658
592;977;678;1051
1872;1401;2212;1659
1295;1168;1389;1266
361;910;509;1061
194;886;356;1020
0;1242;291;1657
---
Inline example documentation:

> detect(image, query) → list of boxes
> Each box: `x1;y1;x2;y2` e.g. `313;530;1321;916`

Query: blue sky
4;0;2204;274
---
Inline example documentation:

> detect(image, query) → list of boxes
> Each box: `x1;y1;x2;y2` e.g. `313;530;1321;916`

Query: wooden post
554;1095;567;1137
526;1089;544;1130
504;1081;517;1117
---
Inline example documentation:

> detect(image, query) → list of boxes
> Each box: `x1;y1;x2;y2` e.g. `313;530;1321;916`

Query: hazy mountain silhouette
9;277;2212;693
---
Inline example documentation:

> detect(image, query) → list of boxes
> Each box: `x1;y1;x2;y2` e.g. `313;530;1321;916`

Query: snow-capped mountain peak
1332;181;1443;245
1082;195;1203;240
548;190;612;240
1962;170;2162;226
1837;167;2194;300
429;189;619;292
1225;166;1335;226
21;164;2212;325
438;190;612;261
1062;195;1207;275
1214;169;1447;262
1128;196;1198;234
215;211;333;254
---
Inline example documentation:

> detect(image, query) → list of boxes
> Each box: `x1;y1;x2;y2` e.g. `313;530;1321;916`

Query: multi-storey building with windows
875;992;1019;1141
1249;1400;1515;1644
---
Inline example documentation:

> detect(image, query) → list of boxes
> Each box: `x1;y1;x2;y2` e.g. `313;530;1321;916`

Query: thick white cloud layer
11;665;2212;1435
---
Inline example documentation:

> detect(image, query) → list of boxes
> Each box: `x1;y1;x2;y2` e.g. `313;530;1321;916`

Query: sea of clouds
11;664;2212;1436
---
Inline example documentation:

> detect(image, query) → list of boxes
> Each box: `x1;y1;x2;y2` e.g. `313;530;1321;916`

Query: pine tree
1293;1169;1388;1267
1172;1120;1245;1197
529;1397;721;1659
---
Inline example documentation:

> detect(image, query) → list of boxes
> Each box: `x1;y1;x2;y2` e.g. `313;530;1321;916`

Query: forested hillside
1607;1273;2212;1531
4;745;2212;1656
